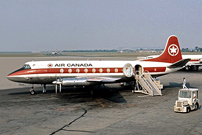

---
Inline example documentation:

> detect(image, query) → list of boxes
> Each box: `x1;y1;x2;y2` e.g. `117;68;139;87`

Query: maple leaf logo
168;44;179;56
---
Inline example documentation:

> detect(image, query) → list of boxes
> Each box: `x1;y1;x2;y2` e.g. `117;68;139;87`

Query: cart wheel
186;107;190;113
196;103;199;110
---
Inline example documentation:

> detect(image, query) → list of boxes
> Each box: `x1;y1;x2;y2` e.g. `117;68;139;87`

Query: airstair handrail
135;71;162;96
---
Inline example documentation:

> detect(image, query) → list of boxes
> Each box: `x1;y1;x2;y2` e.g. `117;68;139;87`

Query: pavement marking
55;107;80;111
96;98;105;108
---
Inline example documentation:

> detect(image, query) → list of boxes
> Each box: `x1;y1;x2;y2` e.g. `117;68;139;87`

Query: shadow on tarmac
6;85;127;103
58;86;127;103
166;82;191;88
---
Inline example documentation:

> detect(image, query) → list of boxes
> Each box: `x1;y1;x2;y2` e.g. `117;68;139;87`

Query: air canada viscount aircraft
7;35;190;95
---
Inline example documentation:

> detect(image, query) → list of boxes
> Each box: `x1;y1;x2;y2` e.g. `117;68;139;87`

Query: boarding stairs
135;71;162;96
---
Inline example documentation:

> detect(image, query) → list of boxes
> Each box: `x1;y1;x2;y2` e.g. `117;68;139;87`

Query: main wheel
90;90;94;95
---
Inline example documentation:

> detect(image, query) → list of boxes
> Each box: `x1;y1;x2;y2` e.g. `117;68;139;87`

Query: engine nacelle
61;78;98;86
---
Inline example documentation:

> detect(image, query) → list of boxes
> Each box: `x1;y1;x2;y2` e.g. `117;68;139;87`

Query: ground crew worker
193;94;196;103
183;78;187;88
193;93;197;108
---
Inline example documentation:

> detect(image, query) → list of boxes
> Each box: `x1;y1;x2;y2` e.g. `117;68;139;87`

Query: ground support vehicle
174;88;200;113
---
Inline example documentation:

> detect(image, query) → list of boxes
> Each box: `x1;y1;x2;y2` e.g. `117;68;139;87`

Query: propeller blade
55;84;57;94
59;84;61;93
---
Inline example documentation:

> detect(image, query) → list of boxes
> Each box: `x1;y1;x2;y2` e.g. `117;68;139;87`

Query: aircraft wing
53;76;122;86
87;77;121;83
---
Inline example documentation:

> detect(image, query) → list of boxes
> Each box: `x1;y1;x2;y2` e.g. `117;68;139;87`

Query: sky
0;0;202;52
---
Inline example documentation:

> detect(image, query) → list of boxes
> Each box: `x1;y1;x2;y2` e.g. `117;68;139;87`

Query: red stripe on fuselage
143;67;166;73
8;68;124;76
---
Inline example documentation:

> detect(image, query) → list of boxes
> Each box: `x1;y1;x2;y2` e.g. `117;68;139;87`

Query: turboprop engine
52;78;98;87
52;78;99;94
61;78;98;86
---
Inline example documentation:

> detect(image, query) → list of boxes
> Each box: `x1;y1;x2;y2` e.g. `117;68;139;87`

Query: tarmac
1;56;202;135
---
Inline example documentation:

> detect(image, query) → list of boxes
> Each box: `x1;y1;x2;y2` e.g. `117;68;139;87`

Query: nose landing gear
30;89;35;95
30;85;35;95
29;84;47;95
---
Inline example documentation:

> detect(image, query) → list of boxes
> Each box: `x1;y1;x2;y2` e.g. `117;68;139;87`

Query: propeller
52;78;62;94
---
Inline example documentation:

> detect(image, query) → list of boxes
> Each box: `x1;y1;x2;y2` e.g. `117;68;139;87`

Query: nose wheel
30;89;35;95
30;85;36;95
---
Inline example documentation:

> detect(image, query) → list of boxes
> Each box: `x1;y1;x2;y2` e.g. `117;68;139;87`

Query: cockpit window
8;64;31;75
23;64;31;69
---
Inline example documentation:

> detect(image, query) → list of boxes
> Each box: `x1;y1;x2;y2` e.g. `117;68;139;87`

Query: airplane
52;50;58;55
138;55;202;71
183;55;202;70
47;49;62;56
7;35;190;95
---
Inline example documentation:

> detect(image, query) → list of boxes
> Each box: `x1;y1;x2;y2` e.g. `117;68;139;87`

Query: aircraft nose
7;71;23;82
7;68;24;82
7;74;17;82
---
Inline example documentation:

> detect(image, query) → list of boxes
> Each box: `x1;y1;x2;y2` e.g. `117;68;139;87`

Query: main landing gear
42;84;47;93
29;84;47;95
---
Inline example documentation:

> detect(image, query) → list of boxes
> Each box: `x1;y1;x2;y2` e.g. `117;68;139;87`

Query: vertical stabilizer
143;35;182;63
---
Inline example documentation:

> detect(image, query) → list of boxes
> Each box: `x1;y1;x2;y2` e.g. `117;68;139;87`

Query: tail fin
143;35;182;63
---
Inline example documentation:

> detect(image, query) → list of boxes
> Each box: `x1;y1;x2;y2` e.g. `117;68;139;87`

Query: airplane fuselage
7;60;180;84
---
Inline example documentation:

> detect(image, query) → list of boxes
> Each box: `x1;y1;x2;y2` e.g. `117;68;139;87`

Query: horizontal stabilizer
168;58;190;68
187;63;202;66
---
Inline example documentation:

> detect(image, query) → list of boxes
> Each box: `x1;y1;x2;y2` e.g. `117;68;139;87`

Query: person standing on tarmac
183;77;187;88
